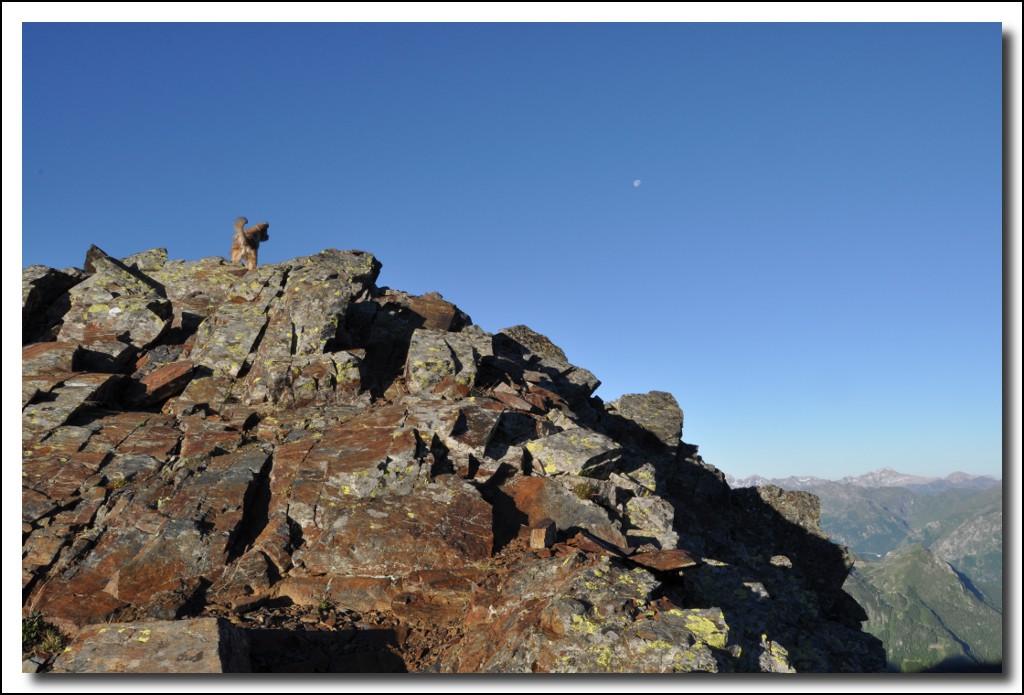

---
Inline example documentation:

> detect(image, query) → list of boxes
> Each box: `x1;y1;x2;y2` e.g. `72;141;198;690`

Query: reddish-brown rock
128;359;195;406
22;341;79;374
629;548;699;572
50;618;251;673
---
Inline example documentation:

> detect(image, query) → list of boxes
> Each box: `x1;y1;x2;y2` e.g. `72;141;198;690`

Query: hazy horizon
726;466;1003;483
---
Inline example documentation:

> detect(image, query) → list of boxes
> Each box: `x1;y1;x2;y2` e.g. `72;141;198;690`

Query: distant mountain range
726;468;1002;672
727;467;1001;494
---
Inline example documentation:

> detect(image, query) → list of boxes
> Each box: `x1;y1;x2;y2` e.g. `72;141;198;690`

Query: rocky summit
21;246;884;673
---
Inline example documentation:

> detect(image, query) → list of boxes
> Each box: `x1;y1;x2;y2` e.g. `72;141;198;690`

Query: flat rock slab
398;290;468;331
50;617;251;673
293;479;494;577
127;359;195;406
184;267;284;378
630;548;699;572
22;372;122;435
22;342;79;374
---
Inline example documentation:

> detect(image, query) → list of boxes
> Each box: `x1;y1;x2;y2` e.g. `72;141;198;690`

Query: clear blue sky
20;22;1004;479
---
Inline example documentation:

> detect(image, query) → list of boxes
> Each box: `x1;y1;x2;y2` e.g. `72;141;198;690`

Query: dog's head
260;228;270;242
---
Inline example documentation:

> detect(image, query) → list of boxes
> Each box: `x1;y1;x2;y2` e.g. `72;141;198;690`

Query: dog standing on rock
230;216;270;271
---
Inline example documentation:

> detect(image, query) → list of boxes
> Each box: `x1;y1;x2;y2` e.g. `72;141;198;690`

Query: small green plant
109;476;128;490
39;631;66;654
572;481;598;501
22;614;66;656
316;593;336;613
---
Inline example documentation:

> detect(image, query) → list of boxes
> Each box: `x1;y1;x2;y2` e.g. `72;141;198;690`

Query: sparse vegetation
572;481;597;501
22;614;67;657
109;476;129;490
316;593;336;614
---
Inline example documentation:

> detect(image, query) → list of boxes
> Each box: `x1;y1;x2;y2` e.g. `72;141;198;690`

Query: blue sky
18;21;1004;479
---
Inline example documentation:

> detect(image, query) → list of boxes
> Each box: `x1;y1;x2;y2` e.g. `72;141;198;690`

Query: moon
633;179;641;188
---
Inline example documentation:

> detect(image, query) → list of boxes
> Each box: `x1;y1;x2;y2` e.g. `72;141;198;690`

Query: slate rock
630;548;699;572
22;342;79;375
379;289;471;331
126;359;195;406
57;250;171;349
405;328;492;398
50;618;251;673
183;265;285;378
437;554;732;673
505;476;613;534
121;247;168;272
492;325;601;406
605;390;683;452
524;428;620;477
624;494;679;550
499;324;569;363
22;372;122;434
22;265;84;342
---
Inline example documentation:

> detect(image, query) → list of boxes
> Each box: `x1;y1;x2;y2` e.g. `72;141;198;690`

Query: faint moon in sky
633;179;641;187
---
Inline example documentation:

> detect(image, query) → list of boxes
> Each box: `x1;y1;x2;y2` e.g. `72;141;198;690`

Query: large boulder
57;249;171;350
605;390;683;452
524;429;620;478
404;328;492;398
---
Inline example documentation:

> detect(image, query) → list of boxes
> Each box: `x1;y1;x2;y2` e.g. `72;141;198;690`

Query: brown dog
230;216;270;271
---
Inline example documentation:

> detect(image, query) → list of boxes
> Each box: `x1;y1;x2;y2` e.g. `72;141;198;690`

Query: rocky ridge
21;246;884;673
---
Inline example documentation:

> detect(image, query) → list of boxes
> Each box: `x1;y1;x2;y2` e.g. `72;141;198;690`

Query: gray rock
57;251;171;349
611;462;661;495
500;324;568;363
184;266;285;378
606;391;683;452
405;328;492;398
524;428;620;478
22;372;122;435
21;656;45;673
228;250;381;406
625;494;679;550
148;259;249;332
758;635;797;673
76;336;137;372
22;342;79;375
121;247;168;272
50;618;251;673
246;350;364;407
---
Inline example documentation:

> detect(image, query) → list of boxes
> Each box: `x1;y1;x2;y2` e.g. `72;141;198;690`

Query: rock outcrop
21;245;884;673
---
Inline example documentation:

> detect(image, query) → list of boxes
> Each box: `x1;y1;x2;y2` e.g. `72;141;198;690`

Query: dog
230;216;270;271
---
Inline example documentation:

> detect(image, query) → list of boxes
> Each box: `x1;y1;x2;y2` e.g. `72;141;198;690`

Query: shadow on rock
246;627;406;673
